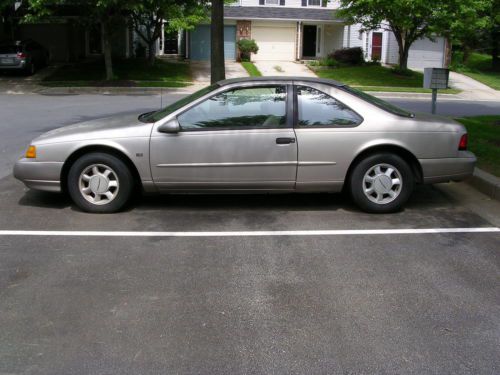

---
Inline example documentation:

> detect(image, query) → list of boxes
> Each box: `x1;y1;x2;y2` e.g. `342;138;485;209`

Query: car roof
218;76;345;87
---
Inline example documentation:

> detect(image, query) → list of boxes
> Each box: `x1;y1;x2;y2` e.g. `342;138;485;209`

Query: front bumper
13;159;63;192
420;152;477;184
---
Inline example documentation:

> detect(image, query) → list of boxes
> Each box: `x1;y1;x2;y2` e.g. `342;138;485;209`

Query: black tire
67;152;134;213
349;153;414;213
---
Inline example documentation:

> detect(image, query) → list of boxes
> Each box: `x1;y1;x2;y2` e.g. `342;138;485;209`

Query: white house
165;0;449;69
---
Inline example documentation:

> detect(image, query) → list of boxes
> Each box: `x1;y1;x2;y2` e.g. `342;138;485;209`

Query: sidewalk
449;71;500;101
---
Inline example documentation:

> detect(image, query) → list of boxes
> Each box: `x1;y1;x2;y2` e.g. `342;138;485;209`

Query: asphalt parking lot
1;93;499;374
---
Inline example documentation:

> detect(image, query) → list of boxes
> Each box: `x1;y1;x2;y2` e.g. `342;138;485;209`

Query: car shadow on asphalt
18;189;72;210
16;183;455;215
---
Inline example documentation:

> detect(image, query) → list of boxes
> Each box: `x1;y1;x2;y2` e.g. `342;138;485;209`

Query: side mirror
158;119;180;134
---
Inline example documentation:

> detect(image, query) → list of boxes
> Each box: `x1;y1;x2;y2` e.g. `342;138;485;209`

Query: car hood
33;114;154;145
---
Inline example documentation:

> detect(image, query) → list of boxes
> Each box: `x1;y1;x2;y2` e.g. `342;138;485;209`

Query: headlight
25;145;36;158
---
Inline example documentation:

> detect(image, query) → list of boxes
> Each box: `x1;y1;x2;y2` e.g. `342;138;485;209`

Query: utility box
423;68;450;89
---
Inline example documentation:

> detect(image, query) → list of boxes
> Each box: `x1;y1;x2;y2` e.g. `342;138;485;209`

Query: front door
150;85;297;191
302;25;317;57
163;30;178;54
371;32;383;61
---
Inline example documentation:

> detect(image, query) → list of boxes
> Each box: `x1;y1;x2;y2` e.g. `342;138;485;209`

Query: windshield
341;86;415;118
140;84;220;123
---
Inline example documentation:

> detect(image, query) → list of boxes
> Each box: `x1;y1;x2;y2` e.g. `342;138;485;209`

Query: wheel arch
344;144;423;188
60;145;142;194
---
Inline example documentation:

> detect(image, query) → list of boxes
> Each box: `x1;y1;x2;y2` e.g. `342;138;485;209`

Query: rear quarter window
0;45;21;54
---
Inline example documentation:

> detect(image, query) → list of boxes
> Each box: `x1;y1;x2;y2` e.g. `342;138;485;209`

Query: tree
1;0;21;40
490;0;499;70
448;0;491;64
128;0;207;66
25;0;128;80
338;0;478;70
210;0;224;83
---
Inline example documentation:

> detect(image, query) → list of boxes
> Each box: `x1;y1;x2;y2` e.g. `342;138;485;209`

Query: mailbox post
423;68;450;114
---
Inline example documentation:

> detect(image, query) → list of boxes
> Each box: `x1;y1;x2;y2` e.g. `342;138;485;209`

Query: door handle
276;137;296;144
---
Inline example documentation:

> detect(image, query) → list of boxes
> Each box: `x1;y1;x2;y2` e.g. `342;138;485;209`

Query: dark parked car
0;39;48;75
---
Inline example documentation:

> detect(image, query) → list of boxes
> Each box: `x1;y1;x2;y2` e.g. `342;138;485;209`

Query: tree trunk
462;45;471;64
210;0;225;84
492;26;499;71
398;44;410;70
148;42;156;66
101;22;114;80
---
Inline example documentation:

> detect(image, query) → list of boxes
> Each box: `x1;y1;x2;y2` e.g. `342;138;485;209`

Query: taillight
16;52;26;59
458;134;468;151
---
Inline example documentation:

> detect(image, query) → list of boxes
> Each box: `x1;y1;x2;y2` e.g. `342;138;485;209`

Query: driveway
190;61;249;84
253;60;317;77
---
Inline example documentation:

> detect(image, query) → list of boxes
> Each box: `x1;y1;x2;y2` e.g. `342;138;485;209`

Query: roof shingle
224;6;342;22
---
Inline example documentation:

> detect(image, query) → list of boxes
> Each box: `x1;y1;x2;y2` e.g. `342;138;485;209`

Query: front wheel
67;153;133;213
349;153;414;213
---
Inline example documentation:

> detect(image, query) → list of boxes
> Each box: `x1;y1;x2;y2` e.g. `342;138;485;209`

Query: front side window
177;86;287;130
297;86;362;127
308;0;321;6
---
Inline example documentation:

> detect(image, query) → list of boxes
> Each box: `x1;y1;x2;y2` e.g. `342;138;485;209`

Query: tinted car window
342;85;414;118
178;86;287;130
297;86;362;127
140;84;219;123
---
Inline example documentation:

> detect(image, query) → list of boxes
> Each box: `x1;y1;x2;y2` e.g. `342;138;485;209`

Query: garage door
190;25;236;60
252;24;296;61
407;37;445;69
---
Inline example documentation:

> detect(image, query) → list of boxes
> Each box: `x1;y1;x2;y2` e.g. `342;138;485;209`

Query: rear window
342;86;415;118
0;45;21;54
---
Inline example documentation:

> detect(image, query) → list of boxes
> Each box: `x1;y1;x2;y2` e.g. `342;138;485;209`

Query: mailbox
423;68;449;89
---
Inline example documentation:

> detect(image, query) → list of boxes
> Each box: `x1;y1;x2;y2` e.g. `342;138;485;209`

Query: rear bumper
13;159;63;192
420;152;477;184
0;61;26;70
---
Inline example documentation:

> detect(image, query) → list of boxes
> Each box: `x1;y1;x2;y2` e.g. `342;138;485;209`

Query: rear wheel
67;153;133;213
349;153;414;213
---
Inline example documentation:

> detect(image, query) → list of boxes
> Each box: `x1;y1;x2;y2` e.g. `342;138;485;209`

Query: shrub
330;47;364;65
307;57;340;68
320;57;340;67
237;39;259;62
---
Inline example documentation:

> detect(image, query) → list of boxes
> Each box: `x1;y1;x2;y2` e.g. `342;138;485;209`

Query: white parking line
0;227;498;237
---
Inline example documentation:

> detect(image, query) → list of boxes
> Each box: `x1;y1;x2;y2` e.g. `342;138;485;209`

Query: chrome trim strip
157;161;298;168
298;161;337;166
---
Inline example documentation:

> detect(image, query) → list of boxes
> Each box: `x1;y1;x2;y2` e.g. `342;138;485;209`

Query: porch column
296;21;302;60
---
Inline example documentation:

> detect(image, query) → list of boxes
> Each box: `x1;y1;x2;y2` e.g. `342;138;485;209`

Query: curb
0;84;203;96
467;168;500;201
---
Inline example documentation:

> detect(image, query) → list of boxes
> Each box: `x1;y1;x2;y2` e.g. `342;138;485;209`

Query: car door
293;83;364;192
150;83;297;191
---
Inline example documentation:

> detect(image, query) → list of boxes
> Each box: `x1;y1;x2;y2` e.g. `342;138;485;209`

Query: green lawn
241;61;262;77
451;52;500;90
313;65;424;87
43;58;192;87
456;116;500;177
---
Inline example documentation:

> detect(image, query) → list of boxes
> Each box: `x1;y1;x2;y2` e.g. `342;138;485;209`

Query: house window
266;0;279;4
308;0;321;6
